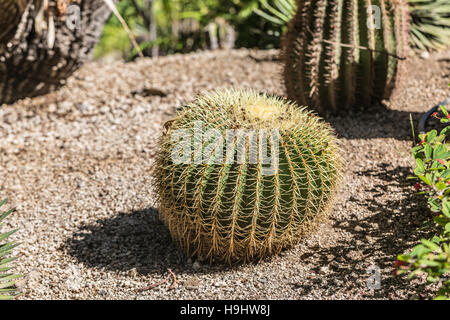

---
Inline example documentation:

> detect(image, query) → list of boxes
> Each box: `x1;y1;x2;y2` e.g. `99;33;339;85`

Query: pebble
127;268;138;277
214;281;227;287
184;276;200;290
420;51;430;59
192;261;201;271
319;266;329;274
258;277;268;284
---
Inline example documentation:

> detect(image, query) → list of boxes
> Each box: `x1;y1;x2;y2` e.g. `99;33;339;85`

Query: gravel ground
1;48;449;300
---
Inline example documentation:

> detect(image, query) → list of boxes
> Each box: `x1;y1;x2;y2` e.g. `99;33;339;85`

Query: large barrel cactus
155;89;342;264
283;0;409;115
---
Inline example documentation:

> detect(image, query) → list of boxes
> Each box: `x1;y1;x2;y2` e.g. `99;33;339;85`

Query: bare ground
1;49;449;300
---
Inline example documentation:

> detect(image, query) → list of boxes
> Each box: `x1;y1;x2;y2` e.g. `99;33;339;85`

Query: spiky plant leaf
408;0;450;51
0;199;21;300
255;0;296;25
155;89;343;264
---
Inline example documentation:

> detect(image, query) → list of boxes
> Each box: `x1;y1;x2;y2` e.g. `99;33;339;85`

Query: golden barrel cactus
155;89;343;264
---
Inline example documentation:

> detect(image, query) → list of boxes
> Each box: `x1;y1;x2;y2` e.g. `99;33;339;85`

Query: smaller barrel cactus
155;89;342;264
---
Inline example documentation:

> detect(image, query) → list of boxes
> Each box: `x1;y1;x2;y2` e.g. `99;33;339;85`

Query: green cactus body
155;89;342;264
282;0;409;115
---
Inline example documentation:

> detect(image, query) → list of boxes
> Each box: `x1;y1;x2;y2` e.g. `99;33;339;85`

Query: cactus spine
282;0;409;115
155;89;342;264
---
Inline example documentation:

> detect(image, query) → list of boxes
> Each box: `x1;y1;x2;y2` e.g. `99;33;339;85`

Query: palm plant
409;0;450;51
254;0;295;26
98;0;263;59
0;199;21;300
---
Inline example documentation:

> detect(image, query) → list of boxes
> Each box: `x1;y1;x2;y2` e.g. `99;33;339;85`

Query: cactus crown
155;89;343;264
172;89;312;130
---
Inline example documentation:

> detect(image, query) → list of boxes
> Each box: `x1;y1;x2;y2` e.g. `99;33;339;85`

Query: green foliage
94;1;145;59
282;0;409;115
397;109;450;299
97;0;449;59
0;199;21;300
155;89;343;264
95;0;284;60
409;0;450;51
254;0;295;25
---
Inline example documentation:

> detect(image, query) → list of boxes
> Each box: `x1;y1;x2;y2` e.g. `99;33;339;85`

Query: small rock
59;101;73;112
420;51;430;59
192;261;201;271
184;276;200;290
258;277;267;284
48;103;57;113
98;290;108;297
127;268;138;277
214;281;227;287
15;278;27;290
319;266;329;274
79;103;93;113
27;268;40;284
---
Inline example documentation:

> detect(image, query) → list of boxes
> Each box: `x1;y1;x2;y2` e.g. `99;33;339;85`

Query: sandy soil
1;49;449;300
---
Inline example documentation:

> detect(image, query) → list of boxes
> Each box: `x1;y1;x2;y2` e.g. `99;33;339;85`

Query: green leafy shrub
396;106;450;300
155;89;343;264
0;199;21;300
95;0;283;60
